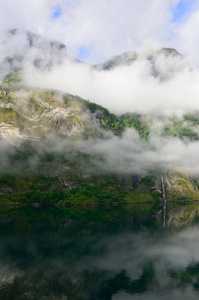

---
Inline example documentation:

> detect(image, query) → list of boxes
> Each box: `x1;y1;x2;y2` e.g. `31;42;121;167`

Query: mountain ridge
0;31;199;205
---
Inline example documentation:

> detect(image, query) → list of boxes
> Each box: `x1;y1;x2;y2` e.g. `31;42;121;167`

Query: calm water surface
0;203;199;299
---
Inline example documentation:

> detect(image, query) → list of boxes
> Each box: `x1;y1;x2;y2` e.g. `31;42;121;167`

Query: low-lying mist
1;127;199;176
22;47;197;117
1;34;199;177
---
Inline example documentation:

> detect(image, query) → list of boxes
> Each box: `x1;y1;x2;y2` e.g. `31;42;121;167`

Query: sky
1;0;199;64
171;0;196;22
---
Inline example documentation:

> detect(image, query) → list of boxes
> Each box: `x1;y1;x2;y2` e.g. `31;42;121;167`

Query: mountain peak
0;29;67;79
8;29;66;53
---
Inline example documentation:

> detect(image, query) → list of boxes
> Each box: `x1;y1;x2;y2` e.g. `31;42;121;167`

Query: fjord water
1;204;199;299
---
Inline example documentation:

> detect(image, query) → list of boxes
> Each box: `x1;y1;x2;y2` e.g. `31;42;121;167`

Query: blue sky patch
171;0;196;23
77;46;90;61
52;5;62;19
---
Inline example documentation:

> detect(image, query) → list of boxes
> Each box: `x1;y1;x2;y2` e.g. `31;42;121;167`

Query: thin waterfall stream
161;174;167;228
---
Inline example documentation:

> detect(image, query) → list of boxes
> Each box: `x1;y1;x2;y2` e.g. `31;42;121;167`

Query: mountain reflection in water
0;203;199;299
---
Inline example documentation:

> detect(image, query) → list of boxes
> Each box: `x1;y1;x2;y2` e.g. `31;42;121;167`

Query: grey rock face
0;29;67;78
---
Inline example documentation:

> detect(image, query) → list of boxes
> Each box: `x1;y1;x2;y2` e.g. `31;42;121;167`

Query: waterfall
161;175;167;202
161;174;167;228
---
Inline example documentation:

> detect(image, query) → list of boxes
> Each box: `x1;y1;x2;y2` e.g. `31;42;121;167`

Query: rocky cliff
0;32;199;204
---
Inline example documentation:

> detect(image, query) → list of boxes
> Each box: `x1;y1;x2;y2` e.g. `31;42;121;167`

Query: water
0;203;199;299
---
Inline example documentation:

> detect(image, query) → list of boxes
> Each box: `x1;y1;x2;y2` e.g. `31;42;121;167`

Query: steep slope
0;31;199;205
96;51;138;70
96;48;189;80
0;71;199;205
0;74;87;140
0;29;66;78
0;71;151;140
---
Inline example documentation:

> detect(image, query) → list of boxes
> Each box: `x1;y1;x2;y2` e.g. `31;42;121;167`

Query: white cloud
173;7;199;66
0;0;180;63
3;0;199;176
3;0;199;65
60;0;176;63
23;49;196;116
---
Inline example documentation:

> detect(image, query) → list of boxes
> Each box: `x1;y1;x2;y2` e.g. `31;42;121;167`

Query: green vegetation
1;71;199;205
85;101;123;135
184;113;199;125
0;90;13;103
85;101;149;138
0;145;163;205
2;71;21;86
0;172;161;205
164;121;198;140
0;108;21;123
102;52;138;69
120;113;149;138
28;97;44;113
1;143;199;205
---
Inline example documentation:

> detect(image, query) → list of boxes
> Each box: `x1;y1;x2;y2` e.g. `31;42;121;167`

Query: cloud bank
1;0;199;64
23;49;197;117
43;130;199;175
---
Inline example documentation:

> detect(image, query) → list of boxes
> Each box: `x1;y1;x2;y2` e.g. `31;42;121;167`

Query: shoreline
0;199;199;207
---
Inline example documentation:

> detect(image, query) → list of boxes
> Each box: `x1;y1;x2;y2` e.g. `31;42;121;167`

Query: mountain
96;51;138;70
96;48;190;81
1;71;199;205
0;31;199;205
0;29;67;79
